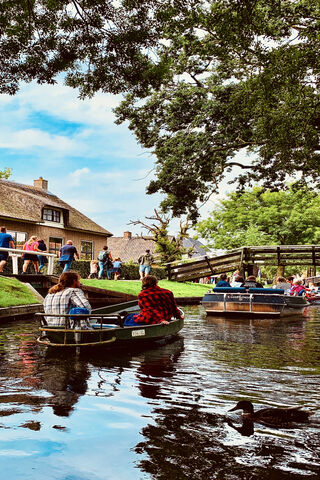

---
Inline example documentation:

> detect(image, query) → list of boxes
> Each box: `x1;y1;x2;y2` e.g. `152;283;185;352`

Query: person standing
37;239;48;273
97;246;113;279
0;226;15;273
22;235;41;274
112;258;122;280
59;240;79;272
138;249;154;280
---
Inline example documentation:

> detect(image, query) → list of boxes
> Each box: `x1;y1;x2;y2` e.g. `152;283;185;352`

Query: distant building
107;231;208;263
0;177;112;259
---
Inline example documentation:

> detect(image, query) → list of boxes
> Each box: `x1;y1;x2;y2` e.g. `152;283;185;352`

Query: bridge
167;245;320;282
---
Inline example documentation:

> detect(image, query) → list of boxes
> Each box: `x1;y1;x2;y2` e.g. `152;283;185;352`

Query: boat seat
91;324;117;329
248;288;284;294
212;287;246;293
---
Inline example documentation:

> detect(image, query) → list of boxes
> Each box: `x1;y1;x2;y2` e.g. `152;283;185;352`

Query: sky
0;80;167;237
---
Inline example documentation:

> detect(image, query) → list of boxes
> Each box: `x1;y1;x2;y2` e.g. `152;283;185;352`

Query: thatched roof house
0;177;112;259
107;231;208;263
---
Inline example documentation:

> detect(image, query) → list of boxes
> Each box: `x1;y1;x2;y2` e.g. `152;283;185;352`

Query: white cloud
18;82;120;127
0;128;76;152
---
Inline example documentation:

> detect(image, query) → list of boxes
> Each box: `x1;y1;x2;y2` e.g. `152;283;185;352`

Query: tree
115;0;320;220
0;0;172;97
0;167;11;179
129;209;193;263
1;1;320;220
195;186;320;250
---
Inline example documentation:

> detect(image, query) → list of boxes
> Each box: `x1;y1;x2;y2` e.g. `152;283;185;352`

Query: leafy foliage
195;186;320;249
1;1;320;219
0;167;11;179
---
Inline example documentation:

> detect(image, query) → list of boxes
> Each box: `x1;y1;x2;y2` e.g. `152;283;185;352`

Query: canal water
0;305;319;479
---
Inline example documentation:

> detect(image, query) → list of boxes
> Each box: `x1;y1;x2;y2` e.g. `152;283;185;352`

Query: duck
229;400;311;427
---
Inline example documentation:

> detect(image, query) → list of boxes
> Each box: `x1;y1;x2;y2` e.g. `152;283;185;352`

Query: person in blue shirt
59;240;79;272
0;226;15;273
216;274;231;287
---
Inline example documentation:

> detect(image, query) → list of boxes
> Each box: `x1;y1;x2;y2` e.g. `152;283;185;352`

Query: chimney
34;177;48;192
124;231;132;239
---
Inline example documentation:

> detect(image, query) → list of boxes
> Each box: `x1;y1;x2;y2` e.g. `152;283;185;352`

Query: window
42;208;61;223
81;241;93;260
49;237;63;254
7;230;27;246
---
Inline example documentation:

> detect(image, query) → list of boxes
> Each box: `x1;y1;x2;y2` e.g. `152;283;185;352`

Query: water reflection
0;307;319;479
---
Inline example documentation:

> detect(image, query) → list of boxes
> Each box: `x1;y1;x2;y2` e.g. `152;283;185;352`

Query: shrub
2;257;167;280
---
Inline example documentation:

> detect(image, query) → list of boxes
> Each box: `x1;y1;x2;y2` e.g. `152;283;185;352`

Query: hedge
2;257;167;280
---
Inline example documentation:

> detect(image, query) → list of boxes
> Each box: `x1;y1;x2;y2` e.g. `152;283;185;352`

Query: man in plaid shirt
124;275;183;325
44;271;92;328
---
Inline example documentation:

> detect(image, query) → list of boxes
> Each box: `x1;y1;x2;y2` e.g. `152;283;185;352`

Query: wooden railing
0;247;57;275
167;245;320;281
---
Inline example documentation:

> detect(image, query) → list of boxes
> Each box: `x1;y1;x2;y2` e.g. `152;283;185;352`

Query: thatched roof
0;179;112;236
107;235;155;262
107;233;208;263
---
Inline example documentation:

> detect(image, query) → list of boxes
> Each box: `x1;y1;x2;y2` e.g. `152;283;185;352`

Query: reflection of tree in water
136;405;320;480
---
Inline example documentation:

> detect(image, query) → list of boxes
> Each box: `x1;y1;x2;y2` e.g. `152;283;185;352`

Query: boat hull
202;292;307;317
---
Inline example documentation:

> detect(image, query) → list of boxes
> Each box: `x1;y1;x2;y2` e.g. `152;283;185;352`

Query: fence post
47;256;54;275
11;254;19;275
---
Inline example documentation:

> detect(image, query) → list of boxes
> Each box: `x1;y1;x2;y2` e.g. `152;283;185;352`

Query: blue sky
0;80;165;237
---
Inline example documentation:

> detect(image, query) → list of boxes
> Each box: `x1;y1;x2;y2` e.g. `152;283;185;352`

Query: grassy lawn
81;279;211;297
0;276;40;308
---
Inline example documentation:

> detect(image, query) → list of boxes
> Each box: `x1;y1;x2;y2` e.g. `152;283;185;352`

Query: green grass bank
82;279;210;297
0;276;40;308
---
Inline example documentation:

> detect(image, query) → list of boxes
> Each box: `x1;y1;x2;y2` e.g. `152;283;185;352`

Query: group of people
44;271;183;329
215;272;312;297
0;226;49;274
88;246;122;280
87;247;155;281
216;273;264;289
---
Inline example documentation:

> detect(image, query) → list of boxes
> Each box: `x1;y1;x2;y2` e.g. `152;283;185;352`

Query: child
290;279;306;296
112;258;122;280
88;260;98;279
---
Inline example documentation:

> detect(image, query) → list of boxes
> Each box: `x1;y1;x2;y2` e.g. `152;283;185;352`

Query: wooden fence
167;245;320;282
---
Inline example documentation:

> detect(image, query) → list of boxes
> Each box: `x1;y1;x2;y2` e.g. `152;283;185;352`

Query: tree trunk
276;265;285;277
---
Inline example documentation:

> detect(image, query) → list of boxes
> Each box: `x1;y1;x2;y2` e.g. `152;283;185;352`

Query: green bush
2;257;167;280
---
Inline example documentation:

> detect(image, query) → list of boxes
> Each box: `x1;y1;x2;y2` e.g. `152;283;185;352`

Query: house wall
0;218;109;258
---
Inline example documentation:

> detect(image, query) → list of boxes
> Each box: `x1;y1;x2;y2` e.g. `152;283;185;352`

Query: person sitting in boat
123;275;184;326
216;274;231;288
242;275;264;289
289;279;306;296
231;275;245;287
273;276;291;292
43;271;92;329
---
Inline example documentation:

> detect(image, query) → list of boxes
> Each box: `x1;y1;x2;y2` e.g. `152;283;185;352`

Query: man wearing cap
0;226;15;273
138;249;154;280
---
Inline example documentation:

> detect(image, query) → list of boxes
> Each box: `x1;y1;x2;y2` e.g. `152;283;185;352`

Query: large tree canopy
1;1;320;219
195;187;320;249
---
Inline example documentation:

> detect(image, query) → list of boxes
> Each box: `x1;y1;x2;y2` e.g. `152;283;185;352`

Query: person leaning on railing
0;226;15;273
43;271;92;329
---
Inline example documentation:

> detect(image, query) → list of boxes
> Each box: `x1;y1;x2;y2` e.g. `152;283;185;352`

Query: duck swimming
229;400;310;427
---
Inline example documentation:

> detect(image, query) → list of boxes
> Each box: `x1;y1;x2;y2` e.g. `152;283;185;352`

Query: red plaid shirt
133;286;181;325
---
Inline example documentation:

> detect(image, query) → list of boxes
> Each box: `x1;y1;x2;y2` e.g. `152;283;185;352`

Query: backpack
98;250;106;261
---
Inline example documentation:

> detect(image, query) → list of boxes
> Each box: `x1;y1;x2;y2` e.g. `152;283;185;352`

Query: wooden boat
202;287;307;317
36;300;184;349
